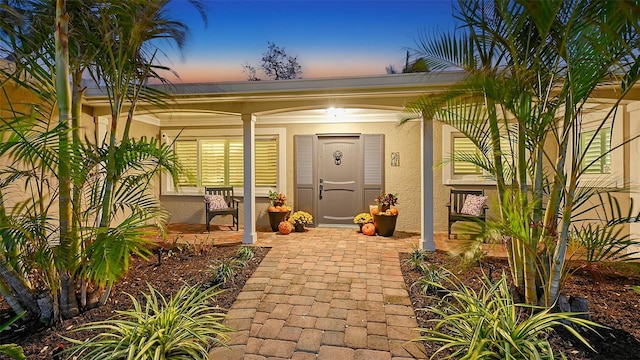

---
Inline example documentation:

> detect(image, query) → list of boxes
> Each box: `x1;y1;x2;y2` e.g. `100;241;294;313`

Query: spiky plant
65;283;230;360
412;266;450;294
235;246;255;265
210;258;241;286
415;275;603;359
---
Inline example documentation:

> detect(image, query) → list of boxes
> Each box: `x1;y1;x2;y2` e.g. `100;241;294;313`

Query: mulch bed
400;250;640;359
3;242;640;359
0;243;270;359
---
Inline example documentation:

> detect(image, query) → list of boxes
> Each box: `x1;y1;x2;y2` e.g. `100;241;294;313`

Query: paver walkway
208;227;428;360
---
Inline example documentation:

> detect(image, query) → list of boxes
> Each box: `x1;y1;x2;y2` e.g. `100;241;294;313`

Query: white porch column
242;113;257;244
421;115;436;251
628;103;640;254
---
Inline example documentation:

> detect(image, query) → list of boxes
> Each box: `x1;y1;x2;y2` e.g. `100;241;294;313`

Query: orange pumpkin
362;223;376;236
371;208;379;215
268;206;277;212
389;208;399;215
278;221;293;235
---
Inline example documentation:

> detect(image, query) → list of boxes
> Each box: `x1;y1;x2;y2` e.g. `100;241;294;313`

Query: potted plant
353;212;373;232
289;211;313;232
373;193;399;237
267;190;291;232
375;192;398;212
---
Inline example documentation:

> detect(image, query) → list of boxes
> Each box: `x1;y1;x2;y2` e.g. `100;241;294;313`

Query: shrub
65;284;231;360
415;275;602;359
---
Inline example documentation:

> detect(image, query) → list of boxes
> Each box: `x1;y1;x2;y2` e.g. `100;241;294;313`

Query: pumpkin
389;208;399;215
371;208;379;215
362;223;376;236
268;206;277;212
278;221;293;235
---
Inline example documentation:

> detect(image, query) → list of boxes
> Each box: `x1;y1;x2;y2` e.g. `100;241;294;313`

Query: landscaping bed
0;243;269;359
400;251;640;359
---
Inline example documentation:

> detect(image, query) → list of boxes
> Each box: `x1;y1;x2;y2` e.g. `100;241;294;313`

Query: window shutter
294;135;315;221
255;138;278;187
228;139;244;185
174;140;198;186
453;137;482;174
200;140;226;185
363;134;384;211
581;128;611;174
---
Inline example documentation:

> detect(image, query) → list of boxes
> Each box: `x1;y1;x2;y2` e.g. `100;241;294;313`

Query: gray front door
317;136;363;225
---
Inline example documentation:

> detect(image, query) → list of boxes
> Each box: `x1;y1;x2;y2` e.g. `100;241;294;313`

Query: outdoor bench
204;186;239;232
447;189;487;239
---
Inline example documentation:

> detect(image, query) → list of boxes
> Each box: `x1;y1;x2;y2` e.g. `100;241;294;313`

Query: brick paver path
209;227;428;360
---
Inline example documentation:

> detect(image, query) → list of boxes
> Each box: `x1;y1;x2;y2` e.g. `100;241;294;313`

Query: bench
205;186;239;232
447;189;487;239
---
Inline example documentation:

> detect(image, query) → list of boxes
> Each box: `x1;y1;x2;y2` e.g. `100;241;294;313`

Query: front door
317;136;363;226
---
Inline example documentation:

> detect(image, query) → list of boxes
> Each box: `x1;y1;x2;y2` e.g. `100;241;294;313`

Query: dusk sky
161;0;458;83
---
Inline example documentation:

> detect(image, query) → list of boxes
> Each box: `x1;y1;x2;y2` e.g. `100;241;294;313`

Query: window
452;136;482;175
580;128;611;174
442;124;513;185
174;137;278;188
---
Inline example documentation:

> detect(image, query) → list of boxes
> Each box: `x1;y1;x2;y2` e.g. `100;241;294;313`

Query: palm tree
406;0;640;306
0;0;205;323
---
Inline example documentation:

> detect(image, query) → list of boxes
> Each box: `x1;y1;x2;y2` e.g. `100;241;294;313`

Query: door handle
319;178;323;200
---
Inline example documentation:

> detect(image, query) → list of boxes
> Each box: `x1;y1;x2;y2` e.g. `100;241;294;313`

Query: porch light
326;107;345;117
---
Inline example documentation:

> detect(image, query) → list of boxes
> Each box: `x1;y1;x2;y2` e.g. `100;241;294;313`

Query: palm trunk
0;278;25;314
70;69;84;259
99;113;118;228
55;0;79;320
0;262;40;318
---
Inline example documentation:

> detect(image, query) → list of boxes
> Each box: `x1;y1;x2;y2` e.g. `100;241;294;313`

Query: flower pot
373;213;397;237
294;223;305;232
268;210;290;232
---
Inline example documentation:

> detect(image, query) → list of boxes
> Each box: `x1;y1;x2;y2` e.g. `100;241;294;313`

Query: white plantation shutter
175;140;198;186
255;138;277;187
228;139;244;185
581;128;611;174
453;136;482;174
174;137;279;188
200;140;226;185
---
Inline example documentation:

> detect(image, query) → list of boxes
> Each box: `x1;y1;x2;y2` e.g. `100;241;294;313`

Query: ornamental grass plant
65;283;231;360
415;275;603;359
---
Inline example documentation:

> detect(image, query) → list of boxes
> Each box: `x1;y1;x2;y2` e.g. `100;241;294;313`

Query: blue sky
162;0;457;83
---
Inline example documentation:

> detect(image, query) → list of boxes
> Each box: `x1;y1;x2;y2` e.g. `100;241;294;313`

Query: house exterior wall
160;119;426;232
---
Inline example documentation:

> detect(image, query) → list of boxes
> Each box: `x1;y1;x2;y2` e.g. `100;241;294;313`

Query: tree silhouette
243;42;302;81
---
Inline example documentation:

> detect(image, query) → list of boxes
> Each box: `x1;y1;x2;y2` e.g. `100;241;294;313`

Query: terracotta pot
268;211;290;232
373;213;397;237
